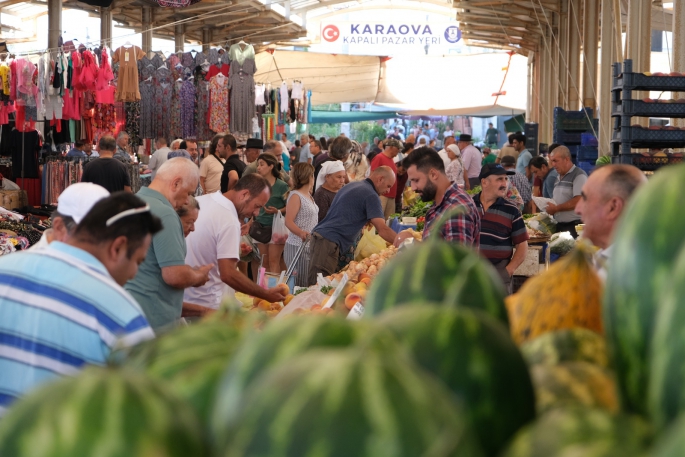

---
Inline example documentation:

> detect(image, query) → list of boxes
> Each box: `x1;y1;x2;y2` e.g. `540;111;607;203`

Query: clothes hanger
124;41;132;47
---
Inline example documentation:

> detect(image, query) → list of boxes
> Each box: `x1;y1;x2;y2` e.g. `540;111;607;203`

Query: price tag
346;302;364;320
323;273;348;309
124;52;129;62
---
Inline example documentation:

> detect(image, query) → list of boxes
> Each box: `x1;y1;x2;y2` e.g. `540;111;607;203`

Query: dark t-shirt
220;154;247;193
314;178;384;252
81;157;131;193
313;186;337;222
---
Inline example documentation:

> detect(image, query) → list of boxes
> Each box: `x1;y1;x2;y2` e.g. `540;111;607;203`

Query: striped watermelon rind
501;406;653;457
376;305;535;457
365;241;508;324
530;361;619;415
520;328;609;368
211;316;383;438
0;366;206;457
652;413;685;456
124;321;246;426
214;349;485;457
604;164;685;415
648;244;685;432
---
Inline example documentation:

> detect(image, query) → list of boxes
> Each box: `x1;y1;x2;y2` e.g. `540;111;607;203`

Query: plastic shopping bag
240;235;261;263
271;211;288;244
354;227;387;261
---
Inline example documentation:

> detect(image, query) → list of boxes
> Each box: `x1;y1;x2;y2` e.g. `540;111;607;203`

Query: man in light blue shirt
513;133;532;182
0;192;161;416
298;134;312;163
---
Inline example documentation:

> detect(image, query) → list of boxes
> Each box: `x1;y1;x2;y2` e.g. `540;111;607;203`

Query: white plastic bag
271;211;288;244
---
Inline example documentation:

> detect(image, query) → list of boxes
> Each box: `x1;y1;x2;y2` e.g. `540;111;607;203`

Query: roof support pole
581;0;599;111
527;51;535;123
627;0;651;127
567;0;582;110
142;6;152;54
599;0;615;156
47;0;62;51
175;23;185;53
202;28;212;52
672;0;685;128
100;7;112;48
539;27;554;144
558;0;570;109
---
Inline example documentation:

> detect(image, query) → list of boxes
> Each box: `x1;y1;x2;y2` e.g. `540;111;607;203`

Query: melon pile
6;164;685;456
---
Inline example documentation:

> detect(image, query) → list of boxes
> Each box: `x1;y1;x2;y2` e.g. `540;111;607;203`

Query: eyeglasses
106;204;151;227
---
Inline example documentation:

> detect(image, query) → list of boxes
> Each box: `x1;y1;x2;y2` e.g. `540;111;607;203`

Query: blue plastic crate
578;161;596;174
581;133;599;147
578;146;598;162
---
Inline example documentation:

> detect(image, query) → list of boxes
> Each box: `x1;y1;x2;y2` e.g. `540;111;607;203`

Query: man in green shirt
482;147;497;165
125;157;213;332
485;123;499;148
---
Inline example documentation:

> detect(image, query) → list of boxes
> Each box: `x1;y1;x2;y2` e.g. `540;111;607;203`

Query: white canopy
253;50;527;115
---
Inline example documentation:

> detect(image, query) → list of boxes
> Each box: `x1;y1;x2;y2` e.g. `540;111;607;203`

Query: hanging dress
209;73;229;133
228;43;256;134
112;45;145;102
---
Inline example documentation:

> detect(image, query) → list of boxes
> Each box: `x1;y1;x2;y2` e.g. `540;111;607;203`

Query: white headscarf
316;160;346;190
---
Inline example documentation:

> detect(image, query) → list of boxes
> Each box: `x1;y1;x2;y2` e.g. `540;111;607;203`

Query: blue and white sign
319;21;461;54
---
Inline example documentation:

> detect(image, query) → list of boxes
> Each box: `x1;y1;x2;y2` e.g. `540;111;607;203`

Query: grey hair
263;140;280;154
51;211;77;233
117;131;129;140
155;157;200;187
176;195;200;218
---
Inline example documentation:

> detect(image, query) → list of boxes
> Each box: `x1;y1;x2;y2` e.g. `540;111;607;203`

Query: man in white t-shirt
281;133;293;151
184;174;286;310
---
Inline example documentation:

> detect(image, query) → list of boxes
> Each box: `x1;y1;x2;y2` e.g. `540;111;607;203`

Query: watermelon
530;361;619;414
365;240;508;323
604;164;685;415
376;306;535;456
648;246;685;431
213;349;484;457
652;413;685;456
520;328;609;368
212;316;384;434
501;406;652;457
124;321;245;425
0;366;206;456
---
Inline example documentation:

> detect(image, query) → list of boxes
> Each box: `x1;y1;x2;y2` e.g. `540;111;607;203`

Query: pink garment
95;48;114;91
80;50;98;92
95;85;115;104
71;51;86;91
15;58;37;96
62;88;81;120
9;60;16;101
0;103;15;125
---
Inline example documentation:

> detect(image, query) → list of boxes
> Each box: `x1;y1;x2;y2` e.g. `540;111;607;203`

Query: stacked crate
553;108;599;174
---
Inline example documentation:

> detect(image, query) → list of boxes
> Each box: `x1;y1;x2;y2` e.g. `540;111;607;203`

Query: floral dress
180;79;196;138
154;67;172;141
209;73;229;133
169;80;182;139
196;79;212;141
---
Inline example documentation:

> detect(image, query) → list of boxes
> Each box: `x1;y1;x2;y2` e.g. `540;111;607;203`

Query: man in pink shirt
370;138;402;220
457;134;483;189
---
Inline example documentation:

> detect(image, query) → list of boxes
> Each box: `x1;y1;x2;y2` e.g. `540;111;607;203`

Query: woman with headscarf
345;140;369;182
314;160;346;222
445;144;469;190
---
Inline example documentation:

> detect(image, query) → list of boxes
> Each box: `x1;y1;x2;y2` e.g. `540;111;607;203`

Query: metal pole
673;0;685;128
142;7;152;54
175;23;185;53
100;7;112;48
202;28;211;52
47;0;62;51
558;0;570;109
567;0;582;111
599;0;615;156
581;0;599;111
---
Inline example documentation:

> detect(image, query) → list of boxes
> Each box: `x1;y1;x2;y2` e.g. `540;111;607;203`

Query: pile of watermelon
5;163;685;456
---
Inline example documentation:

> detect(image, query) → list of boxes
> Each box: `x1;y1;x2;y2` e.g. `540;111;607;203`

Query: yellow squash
506;244;603;345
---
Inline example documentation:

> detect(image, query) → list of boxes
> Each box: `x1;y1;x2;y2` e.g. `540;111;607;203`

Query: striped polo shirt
0;242;154;417
552;165;587;223
473;194;529;262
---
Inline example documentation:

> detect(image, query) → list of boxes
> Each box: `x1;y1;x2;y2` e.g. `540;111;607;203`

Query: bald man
545;145;588;238
575;164;646;279
307;166;399;286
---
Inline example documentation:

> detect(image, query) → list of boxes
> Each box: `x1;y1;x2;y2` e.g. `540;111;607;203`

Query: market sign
320;21;461;52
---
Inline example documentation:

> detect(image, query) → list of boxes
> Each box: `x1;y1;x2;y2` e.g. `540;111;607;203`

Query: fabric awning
504;114;526;132
310;110;398;123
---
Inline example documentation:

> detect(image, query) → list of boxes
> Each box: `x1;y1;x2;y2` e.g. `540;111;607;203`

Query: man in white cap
32;183;110;248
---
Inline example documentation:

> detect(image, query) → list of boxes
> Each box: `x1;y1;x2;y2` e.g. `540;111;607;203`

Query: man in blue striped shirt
0;192;162;416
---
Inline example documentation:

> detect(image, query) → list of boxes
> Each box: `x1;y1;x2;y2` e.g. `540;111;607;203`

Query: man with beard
472;163;529;293
396;147;480;245
307;166;399;285
184;174;286;313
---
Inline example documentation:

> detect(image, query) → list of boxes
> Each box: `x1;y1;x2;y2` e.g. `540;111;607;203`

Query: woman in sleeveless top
284;163;319;287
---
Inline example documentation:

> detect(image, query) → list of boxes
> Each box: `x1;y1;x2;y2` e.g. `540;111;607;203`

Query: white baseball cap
57;183;110;224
